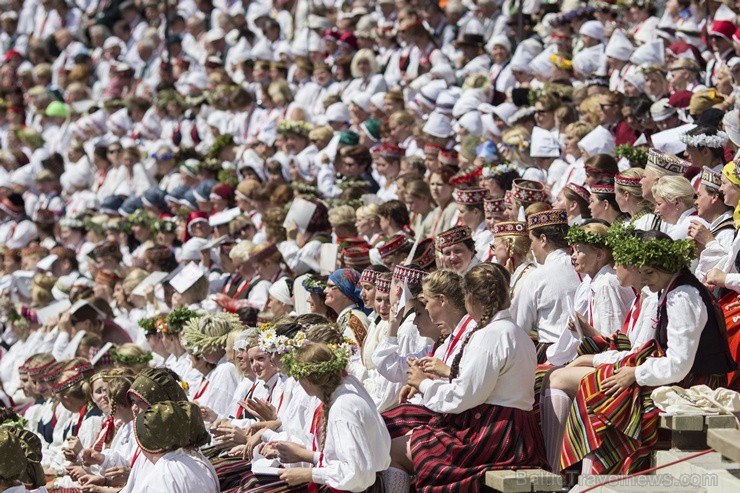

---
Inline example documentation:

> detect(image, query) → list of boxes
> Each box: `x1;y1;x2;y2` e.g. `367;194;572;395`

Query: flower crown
612;229;696;273
566;226;610;249
110;348;154;366
302;275;327;294
281;343;352;380
679;131;728;149
277;120;313;137
481;162;516;178
258;330;309;355
550;54;573;70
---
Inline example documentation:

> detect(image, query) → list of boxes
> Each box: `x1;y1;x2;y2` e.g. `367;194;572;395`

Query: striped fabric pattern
410;403;548;493
562;339;726;474
382;403;438;439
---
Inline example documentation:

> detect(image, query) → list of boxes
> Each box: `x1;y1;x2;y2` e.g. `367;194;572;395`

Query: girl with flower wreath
181;313;240;423
388;263;547;493
561;231;735;477
160;308;202;392
539;223;638;471
246;342;390;493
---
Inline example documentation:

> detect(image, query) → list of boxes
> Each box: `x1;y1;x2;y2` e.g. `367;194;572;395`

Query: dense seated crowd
1;0;740;492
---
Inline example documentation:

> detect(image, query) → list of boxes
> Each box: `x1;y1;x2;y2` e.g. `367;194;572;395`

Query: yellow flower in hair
550;54;573;71
179;380;189;391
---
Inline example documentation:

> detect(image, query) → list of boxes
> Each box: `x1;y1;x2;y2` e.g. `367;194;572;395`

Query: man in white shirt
511;209;580;362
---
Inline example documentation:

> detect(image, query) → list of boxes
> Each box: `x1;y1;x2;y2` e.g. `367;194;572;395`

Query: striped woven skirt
561;340;727;474
382;403;438;439
410;403;548;493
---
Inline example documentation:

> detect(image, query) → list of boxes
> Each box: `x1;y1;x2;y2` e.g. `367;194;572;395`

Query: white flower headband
482;162;517;178
679;131;728;149
258;329;309;355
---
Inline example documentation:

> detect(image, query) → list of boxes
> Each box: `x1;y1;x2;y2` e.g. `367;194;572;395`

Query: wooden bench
707;428;740;463
484;469;562;493
658;414;738;451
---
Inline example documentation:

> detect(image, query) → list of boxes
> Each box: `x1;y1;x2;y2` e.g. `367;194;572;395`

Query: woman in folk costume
428;165;459;238
356;266;390;380
387;263;547;493
566;222;636;339
651;175;697;240
75;371;138;489
63;370;115;470
323;269;369;351
553;183;592;227
452;187;493;261
704;160;740;388
133;401;217;493
20;352;56;441
483;196;508;232
382;269;477;438
372;265;433;413
160;308;203;392
248;343;390;493
435;226;479;275
613;169;656;231
52;360;104;465
117;368;189;493
181;312;240;423
561;231;735;476
493;225;533;289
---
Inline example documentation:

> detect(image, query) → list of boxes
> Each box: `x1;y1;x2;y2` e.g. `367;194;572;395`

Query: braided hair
448;263;511;381
290;344;344;452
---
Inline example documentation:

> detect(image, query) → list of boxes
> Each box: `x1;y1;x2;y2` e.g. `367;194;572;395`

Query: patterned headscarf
328;268;364;308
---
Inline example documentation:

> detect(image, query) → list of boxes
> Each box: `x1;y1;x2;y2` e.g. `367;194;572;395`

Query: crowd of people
1;0;740;492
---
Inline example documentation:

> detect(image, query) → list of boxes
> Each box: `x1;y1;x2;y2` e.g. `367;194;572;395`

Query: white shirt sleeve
635;286;707;387
418;335;499;414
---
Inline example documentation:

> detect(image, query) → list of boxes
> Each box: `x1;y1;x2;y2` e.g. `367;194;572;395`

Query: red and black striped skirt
410;403;548;493
382;403;438;439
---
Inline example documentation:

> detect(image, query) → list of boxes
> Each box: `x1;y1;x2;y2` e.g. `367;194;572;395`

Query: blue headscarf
328;268;364;309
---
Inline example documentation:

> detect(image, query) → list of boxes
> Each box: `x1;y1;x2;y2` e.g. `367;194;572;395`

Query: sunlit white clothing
418;310;536;413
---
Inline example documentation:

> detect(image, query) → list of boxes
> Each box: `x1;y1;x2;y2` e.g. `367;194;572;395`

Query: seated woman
260;343;391;492
588;183;629;225
566;221;635;338
372;265;433;413
134;401;218;493
540;227;651;471
382;269;477;439
118;368;190;493
614;169;656;230
435;226;479;275
491;221;534;297
561;232;735;476
76;370;138;491
388;263;547;493
652;175;696;240
553;183;591;226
